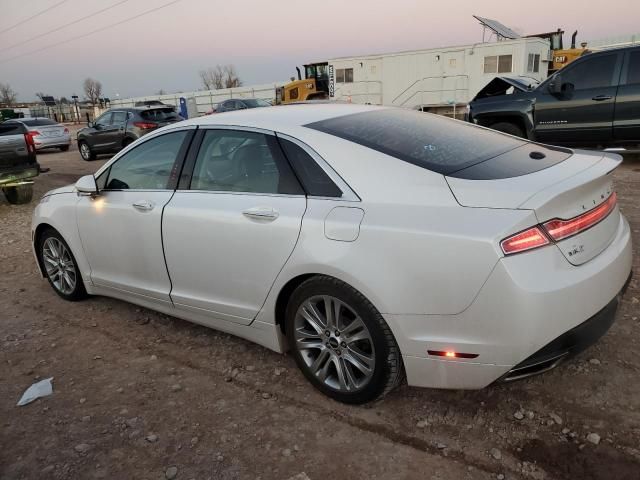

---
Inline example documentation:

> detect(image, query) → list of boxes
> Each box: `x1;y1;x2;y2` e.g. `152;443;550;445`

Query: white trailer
327;37;550;117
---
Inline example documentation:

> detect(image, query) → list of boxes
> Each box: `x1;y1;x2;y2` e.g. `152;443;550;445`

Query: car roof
182;103;388;132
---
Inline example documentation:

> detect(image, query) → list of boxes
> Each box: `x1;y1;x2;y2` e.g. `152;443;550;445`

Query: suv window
278;138;342;197
140;108;180;122
95;113;112;127
112;111;127;125
190;130;302;194
625;50;640;85
560;53;618;90
104;131;187;190
306;109;525;175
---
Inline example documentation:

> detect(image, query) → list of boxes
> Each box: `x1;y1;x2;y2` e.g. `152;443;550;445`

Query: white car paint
32;104;633;391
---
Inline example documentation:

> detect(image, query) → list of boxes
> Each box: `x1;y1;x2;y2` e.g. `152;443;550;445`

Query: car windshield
21;118;58;126
140;108;180;122
243;99;271;108
306;109;526;175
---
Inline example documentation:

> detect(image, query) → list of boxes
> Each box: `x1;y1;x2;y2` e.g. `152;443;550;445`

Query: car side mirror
547;76;563;94
75;175;98;196
88;121;94;128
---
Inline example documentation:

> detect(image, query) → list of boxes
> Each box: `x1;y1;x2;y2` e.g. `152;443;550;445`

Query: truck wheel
2;184;33;205
489;122;525;138
79;141;96;161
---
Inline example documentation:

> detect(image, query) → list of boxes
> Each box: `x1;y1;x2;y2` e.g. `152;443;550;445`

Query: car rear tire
37;228;87;301
2;184;33;205
59;145;70;152
79;141;96;161
285;276;404;404
489;121;525;138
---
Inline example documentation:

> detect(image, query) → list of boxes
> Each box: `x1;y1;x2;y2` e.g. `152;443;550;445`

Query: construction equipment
526;29;589;74
275;62;330;104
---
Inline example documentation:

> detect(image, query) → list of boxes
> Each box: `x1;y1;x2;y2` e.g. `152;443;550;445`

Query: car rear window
140;108;180;122
22;118;58;126
305;109;526;175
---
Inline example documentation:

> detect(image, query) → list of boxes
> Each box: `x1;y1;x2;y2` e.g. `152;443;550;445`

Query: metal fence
29;104;97;124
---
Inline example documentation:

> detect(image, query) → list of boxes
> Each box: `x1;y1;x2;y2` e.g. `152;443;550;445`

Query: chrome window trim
275;132;360;202
174;190;306;199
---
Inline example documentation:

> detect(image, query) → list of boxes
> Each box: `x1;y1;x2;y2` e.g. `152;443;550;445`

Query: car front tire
286;276;404;404
37;228;88;301
78;141;96;161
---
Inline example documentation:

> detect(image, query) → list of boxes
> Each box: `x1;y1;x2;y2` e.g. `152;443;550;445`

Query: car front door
76;128;193;304
534;51;623;145
86;112;113;152
110;110;128;147
614;49;640;141
162;127;306;326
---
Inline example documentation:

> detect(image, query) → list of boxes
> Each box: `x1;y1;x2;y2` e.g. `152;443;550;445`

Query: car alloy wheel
80;143;91;160
42;237;77;295
293;295;375;393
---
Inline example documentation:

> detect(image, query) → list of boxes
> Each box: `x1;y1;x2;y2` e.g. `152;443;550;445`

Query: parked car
215;98;272;113
77;106;182;160
3;118;71;152
32;105;632;403
0;121;39;204
468;45;640;148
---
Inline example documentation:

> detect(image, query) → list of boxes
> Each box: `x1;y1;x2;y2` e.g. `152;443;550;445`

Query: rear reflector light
500;226;550;255
543;192;617;242
428;350;479;359
23;133;36;154
64;127;69;133
133;121;158;129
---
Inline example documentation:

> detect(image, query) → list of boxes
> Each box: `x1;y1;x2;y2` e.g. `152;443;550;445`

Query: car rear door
76;128;194;303
534;51;623;145
613;48;640;141
162;127;306;326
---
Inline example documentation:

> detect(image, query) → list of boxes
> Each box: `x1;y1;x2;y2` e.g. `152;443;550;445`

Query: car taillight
500;226;550;255
133;121;158;129
24;132;36;154
64;127;69;133
543;192;617;242
500;192;618;256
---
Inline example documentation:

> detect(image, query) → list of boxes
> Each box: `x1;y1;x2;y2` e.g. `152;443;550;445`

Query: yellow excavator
526;29;589;74
276;62;330;104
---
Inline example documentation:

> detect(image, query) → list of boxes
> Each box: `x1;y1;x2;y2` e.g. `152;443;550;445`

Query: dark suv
77;106;182;160
468;45;640;148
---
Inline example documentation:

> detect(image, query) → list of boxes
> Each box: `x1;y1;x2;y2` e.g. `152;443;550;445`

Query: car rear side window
278;138;342;197
140;108;180;122
305;109;525;175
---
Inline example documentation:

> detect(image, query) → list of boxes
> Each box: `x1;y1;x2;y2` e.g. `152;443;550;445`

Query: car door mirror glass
75;175;98;195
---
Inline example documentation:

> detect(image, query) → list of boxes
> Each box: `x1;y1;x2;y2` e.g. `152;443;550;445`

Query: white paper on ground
16;377;54;406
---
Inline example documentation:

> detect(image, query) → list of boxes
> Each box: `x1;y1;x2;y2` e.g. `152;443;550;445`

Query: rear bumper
0;165;39;186
34;134;71;150
386;213;633;389
500;271;631;382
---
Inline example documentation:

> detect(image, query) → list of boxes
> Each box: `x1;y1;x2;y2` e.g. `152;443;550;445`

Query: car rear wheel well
275;274;317;334
479;116;527;138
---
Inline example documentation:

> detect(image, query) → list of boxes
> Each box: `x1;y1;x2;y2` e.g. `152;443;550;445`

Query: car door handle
592;95;612;101
242;207;279;221
132;200;155;211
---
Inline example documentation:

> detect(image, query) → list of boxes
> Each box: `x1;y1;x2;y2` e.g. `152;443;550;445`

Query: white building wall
329;38;549;110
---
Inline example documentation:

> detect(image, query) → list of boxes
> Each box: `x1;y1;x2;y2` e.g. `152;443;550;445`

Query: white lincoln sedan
32;104;633;404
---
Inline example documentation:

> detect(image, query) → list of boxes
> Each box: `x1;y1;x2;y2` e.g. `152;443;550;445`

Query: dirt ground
1;136;639;480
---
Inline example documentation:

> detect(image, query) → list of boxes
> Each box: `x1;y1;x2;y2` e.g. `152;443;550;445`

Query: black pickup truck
468;45;640;148
0;121;39;204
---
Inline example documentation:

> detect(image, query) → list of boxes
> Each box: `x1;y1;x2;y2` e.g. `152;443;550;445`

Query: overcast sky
1;0;639;101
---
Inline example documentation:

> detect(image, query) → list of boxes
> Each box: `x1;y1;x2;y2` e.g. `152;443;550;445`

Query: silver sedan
3;118;71;151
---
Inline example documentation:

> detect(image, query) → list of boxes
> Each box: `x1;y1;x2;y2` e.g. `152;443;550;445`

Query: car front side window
95;113;112;127
189;129;302;195
103;131;188;190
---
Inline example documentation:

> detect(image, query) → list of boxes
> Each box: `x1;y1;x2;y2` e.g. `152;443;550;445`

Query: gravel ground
1;140;639;480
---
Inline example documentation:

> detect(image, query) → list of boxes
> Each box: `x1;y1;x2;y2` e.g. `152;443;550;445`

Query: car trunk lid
34;125;65;137
446;150;622;265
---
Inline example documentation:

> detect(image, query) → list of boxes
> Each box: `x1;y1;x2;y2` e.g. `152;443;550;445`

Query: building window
484;55;513;74
527;53;540;73
336;68;354;83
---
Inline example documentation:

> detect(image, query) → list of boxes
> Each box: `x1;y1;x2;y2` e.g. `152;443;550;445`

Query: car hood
472;77;538;101
43;184;76;197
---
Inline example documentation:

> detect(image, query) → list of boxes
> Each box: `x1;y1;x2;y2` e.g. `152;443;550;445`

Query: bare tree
83;78;103;106
0;82;17;105
199;64;241;90
222;64;242;88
